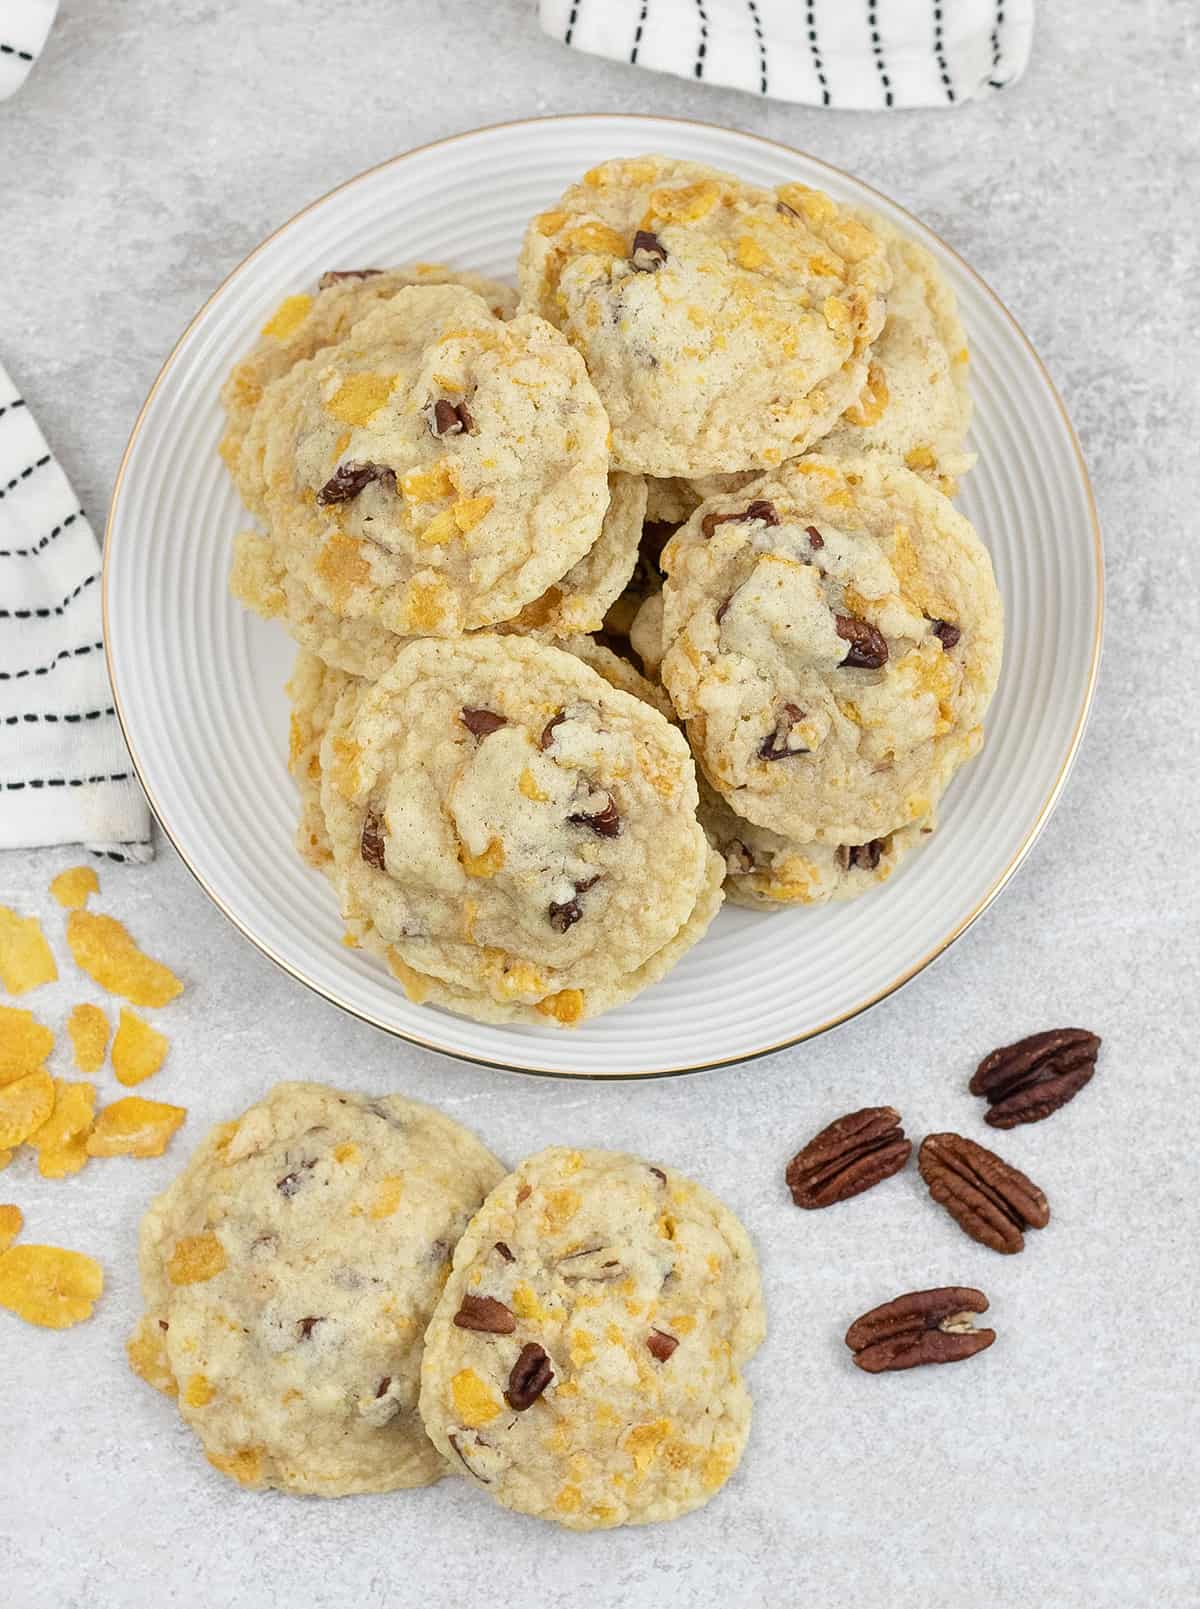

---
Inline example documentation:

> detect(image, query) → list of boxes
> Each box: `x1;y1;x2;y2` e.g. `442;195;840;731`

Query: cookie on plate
220;265;518;515
284;649;360;869
126;1082;505;1496
257;284;611;636
660;456;1002;844
319;634;721;1027
419;1146;765;1530
518;157;889;477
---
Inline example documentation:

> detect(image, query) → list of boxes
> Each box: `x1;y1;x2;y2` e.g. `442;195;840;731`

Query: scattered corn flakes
67;1003;110;1074
28;1080;96;1178
166;1231;226;1286
0;1068;55;1148
0;1005;54;1084
0;906;58;995
49;866;100;910
66;911;183;1008
111;1008;169;1087
86;1096;186;1158
0;1204;22;1251
0;1243;103;1328
126;1315;178;1397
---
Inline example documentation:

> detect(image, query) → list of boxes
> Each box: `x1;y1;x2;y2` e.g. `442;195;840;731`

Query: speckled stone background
1;3;1198;1605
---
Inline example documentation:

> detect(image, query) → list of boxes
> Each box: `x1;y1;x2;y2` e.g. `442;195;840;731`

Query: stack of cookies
222;156;1003;1029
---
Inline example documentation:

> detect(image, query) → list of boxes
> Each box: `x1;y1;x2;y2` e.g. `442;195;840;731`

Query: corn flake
112;1008;169;1087
66;911;183;1007
67;1003;110;1074
86;1096;186;1158
0;1204;22;1251
0;906;58;995
29;1080;96;1178
126;1315;178;1397
0;1005;54;1084
166;1231;226;1286
49;865;100;910
0;1243;103;1328
0;1068;55;1148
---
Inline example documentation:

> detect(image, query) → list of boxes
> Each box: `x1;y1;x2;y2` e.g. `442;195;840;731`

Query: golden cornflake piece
126;1315;178;1397
0;1243;103;1328
0;1204;22;1252
66;911;183;1008
111;1008;169;1087
29;1080;96;1179
67;1003;110;1074
49;865;100;910
206;1446;265;1488
0;1005;54;1084
0;906;58;995
0;1068;55;1148
166;1231;226;1286
86;1096;186;1158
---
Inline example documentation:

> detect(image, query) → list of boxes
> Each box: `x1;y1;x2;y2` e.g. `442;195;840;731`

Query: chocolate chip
759;702;809;762
539;712;566;751
158;1318;169;1332
930;618;962;650
715;594;734;626
505;1342;554;1410
630;230;668;271
276;1158;317;1197
516;1184;532;1203
838;839;885;872
805;525;824;550
835;614;889;669
493;1241;515;1262
375;1375;392;1397
360;810;387;869
568;793;621;837
297;1315;324;1340
701;500;780;539
452;1294;516;1334
548;898;583;933
317;269;383;289
424;397;476;438
460;707;507;738
646;1328;679;1362
448;1431;490;1482
649;1166;667;1184
317;460;396;505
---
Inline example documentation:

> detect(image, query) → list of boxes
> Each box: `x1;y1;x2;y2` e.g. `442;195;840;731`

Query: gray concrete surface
1;3;1197;1605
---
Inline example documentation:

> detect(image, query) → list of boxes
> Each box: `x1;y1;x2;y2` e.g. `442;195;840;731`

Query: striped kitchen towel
540;0;1033;108
0;360;151;860
0;0;58;100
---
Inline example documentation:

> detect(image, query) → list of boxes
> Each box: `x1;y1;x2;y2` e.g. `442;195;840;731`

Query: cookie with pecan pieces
419;1147;764;1529
660;455;1002;845
518;156;889;476
127;1082;504;1496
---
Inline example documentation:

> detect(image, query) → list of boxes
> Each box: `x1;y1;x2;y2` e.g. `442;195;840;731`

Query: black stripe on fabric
564;1;581;46
2;772;131;792
0;641;104;682
746;0;767;94
694;0;709;79
0;509;85;559
0;400;27;420
867;2;893;107
3;707;115;726
630;0;650;63
988;1;1010;89
806;3;830;106
0;454;52;499
0;571;98;620
0;44;35;62
933;3;956;102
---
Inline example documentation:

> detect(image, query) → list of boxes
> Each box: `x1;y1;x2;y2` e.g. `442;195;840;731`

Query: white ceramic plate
104;115;1102;1078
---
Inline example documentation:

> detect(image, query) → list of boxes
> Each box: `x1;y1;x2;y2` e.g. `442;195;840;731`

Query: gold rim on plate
102;113;1105;1080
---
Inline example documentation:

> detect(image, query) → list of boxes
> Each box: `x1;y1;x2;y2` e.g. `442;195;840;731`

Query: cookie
813;216;973;494
518;156;889;476
126;1082;505;1496
319;635;720;1027
220;265;517;514
258;284;611;636
284;650;360;869
418;1147;765;1529
697;777;934;909
629;590;666;680
660;456;1002;844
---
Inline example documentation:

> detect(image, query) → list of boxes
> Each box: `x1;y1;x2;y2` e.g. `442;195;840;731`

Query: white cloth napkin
0;360;151;860
0;0;58;100
539;0;1033;109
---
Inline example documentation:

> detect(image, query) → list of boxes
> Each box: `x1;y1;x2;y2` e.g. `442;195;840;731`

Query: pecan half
424;397;475;437
835;614;889;669
318;268;383;289
539;712;566;751
505;1342;554;1410
460;706;507;738
930;618;961;650
970;1028;1101;1128
317;460;395;505
758;701;809;762
452;1294;516;1334
846;1287;995;1373
360;810;387;869
919;1133;1049;1254
448;1431;491;1482
493;1241;514;1262
701;499;780;539
646;1328;679;1362
786;1106;912;1209
568;792;620;838
630;230;668;271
